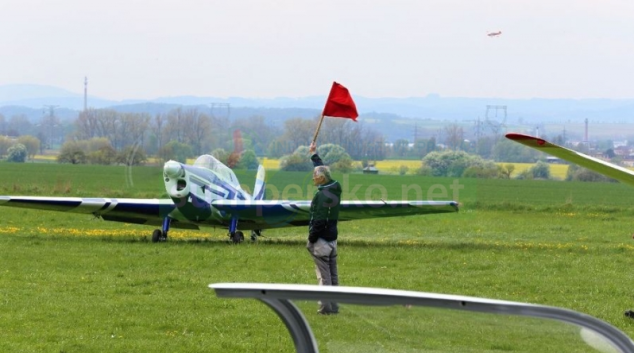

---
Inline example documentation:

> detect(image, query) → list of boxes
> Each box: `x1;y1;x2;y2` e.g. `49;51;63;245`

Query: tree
116;145;147;166
492;139;537;162
237;149;259;170
279;146;313;172
0;113;6;135
422;150;496;178
149;113;167;155
86;137;112;152
461;161;500;178
231;115;281;156
566;164;613;183
17;135;40;159
392;139;409;157
89;145;117;165
57;141;87;164
164;107;185;144
182;109;211;156
422;150;473;177
7;143;27;162
211;148;229;165
411;138;434;159
279;118;315;153
280;153;313;172
499;164;515;179
529;161;551;179
159;140;193;163
8;114;32;136
267;138;288;158
316;144;351;165
0;136;13;157
474;136;496;159
444;124;464;150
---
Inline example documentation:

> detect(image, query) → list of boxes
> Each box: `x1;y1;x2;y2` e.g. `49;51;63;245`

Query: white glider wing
506;133;634;187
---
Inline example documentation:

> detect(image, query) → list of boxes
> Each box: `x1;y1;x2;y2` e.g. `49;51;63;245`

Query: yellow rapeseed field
502;162;568;179
33;154;57;161
260;158;570;178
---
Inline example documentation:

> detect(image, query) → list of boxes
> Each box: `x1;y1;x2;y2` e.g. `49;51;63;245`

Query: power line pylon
484;105;507;136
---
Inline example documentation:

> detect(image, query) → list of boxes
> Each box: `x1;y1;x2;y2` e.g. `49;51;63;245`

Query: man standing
307;141;342;315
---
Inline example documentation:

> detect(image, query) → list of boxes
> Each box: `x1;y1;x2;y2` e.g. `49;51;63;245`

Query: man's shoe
624;310;634;318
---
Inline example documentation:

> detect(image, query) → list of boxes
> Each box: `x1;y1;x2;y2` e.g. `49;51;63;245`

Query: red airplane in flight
487;31;502;37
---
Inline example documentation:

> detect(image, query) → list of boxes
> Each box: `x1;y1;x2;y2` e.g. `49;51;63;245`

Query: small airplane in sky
505;133;634;186
487;31;502;37
0;155;459;243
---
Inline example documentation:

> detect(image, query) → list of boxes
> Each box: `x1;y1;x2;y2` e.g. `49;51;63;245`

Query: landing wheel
230;231;245;244
251;230;261;242
152;229;162;243
152;229;167;243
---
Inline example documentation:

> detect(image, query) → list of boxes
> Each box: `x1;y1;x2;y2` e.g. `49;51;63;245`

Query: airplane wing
0;196;198;229
0;196;457;233
505;133;634;187
211;200;459;230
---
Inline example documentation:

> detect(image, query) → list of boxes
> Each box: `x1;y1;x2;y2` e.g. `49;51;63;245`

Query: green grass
2;162;634;352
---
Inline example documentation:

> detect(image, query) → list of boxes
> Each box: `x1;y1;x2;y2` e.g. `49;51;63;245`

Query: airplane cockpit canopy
193;155;240;188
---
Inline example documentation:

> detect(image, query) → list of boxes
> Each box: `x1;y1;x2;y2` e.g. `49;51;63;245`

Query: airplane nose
164;161;184;179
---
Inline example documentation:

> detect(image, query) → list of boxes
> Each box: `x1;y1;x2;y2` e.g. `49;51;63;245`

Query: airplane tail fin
252;164;266;201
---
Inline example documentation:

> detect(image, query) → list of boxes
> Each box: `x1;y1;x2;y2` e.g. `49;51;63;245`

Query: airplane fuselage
163;158;251;229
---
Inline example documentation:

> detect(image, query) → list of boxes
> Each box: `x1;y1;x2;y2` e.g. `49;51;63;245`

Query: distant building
546;156;565;164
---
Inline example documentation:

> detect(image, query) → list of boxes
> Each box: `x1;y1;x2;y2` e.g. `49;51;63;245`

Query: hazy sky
2;0;634;100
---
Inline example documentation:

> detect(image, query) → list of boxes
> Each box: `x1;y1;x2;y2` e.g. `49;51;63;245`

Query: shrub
57;141;87;164
237;149;259;170
566;164;614;183
7;143;27;162
331;156;353;173
117;145;147;166
88;145;117;165
280;152;312;172
530;161;551;179
422;150;493;178
462;161;500;178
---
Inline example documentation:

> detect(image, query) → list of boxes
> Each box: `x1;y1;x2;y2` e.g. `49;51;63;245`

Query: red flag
322;82;358;121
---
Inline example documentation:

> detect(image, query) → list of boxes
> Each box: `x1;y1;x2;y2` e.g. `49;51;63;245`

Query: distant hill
4;83;634;142
4;84;634;123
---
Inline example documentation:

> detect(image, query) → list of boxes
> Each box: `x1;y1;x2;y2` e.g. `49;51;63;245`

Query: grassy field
2;162;634;352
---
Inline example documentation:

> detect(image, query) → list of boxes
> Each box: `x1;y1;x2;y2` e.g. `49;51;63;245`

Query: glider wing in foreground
505;133;634;187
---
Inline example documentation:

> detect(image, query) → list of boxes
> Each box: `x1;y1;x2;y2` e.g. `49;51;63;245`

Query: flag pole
311;114;326;145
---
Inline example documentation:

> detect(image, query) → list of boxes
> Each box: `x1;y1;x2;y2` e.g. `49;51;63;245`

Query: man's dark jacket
308;153;342;244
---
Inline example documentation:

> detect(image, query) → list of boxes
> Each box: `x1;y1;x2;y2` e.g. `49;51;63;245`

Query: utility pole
484;105;507;136
42;105;60;149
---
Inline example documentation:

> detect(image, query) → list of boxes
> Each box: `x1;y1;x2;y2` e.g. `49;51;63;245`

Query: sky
2;0;634;101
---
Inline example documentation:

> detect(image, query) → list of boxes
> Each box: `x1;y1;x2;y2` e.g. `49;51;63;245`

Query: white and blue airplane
0;154;459;243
